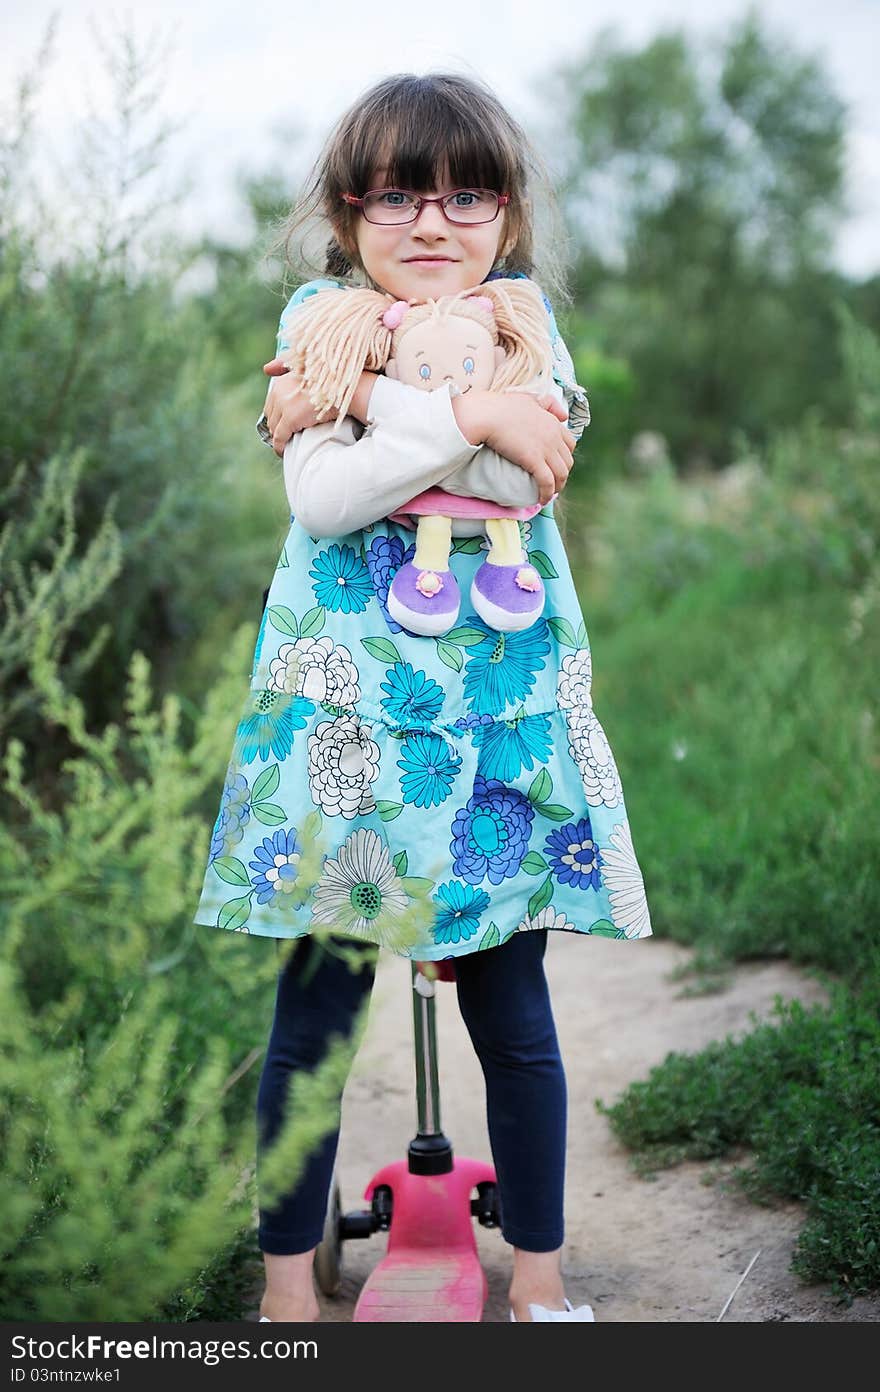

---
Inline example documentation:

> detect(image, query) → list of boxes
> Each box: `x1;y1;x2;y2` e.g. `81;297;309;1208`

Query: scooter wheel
313;1177;343;1295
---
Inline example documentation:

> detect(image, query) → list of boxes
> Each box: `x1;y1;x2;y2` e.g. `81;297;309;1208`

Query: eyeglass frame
340;187;511;226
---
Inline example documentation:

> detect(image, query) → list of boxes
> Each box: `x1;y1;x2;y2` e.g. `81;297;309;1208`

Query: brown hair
273;72;570;308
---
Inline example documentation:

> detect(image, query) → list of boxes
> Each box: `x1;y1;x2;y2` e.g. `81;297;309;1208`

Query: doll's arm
283;375;486;536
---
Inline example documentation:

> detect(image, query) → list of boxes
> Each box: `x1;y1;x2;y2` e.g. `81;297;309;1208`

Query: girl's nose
413;200;449;235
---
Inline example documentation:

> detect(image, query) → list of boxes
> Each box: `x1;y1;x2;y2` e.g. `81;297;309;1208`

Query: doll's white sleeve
282;376;482;535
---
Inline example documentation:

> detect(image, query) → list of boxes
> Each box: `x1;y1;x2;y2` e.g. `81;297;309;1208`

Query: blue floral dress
193;276;653;961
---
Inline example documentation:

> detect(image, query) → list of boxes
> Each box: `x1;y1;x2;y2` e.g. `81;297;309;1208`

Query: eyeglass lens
363;189;500;225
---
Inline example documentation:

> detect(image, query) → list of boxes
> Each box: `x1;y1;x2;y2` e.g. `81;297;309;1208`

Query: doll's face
389;315;503;394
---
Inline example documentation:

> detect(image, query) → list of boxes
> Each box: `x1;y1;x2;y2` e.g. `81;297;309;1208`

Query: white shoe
510;1297;595;1322
259;1315;271;1322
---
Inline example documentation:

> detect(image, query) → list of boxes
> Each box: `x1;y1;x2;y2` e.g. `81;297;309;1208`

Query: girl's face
344;164;512;301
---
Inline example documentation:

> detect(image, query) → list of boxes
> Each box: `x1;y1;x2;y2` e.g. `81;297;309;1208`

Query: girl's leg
256;935;377;1320
454;930;568;1318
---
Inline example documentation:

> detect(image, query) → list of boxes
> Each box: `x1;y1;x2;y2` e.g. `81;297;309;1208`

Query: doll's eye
419;363;432;380
463;357;475;374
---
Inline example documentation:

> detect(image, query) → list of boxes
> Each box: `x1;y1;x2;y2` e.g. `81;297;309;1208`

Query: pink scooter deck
353;1157;497;1322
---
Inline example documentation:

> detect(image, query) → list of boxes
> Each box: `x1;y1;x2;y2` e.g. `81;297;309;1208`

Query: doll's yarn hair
280;277;553;425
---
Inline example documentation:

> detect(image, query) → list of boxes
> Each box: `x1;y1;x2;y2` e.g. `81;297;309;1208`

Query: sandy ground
247;935;880;1323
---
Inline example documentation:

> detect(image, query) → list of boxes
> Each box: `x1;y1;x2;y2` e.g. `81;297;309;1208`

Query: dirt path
250;935;880;1322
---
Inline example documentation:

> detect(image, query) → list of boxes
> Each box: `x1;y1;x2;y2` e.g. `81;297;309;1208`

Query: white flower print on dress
601;820;652;939
516;905;578;934
556;648;593;709
564;705;623;808
268;635;361;707
308;714;379;818
311;827;413;948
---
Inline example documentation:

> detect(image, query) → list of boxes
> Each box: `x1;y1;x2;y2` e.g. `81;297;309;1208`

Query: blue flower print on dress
397;731;461;808
462;617;551;716
380;661;446;727
545;818;604;892
432;881;491;945
472;710;554;783
234;691;314;764
209;770;251;861
249;827;302;904
365;534;415;633
310;543;373;614
450;773;534;885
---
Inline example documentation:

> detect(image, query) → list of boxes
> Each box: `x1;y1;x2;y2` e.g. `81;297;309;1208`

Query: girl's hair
274;72;570;308
280;277;553;423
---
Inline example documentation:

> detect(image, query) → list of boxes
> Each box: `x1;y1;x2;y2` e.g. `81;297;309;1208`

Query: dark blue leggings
256;930;567;1255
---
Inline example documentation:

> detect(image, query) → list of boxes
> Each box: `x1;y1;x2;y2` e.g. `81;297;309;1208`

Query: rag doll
281;277;556;636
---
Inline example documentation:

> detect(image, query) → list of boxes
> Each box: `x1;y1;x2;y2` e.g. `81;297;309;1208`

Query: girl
194;72;652;1324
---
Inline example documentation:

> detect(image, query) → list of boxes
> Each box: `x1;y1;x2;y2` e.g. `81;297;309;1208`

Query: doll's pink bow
382;301;410;329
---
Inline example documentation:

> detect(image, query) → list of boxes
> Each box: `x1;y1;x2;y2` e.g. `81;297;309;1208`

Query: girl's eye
379;190;413;207
452;191;479;207
463;357;475;374
419;363;432;380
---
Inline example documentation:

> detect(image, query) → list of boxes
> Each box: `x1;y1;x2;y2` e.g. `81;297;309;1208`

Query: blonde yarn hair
280;277;553;424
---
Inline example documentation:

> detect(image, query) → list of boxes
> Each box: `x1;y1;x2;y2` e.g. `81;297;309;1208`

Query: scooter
312;961;502;1321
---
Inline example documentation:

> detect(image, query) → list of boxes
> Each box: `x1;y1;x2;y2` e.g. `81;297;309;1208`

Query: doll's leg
471;518;545;632
413;514;453;571
483;516;526;565
387;515;461;637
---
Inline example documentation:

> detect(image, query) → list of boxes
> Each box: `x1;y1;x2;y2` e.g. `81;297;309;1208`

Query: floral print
194;277;652;958
249;827;302;904
310;543;373;614
307;713;380;818
450;774;534;886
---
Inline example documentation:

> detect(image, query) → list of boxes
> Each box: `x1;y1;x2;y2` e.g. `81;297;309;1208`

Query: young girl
194;71;652;1324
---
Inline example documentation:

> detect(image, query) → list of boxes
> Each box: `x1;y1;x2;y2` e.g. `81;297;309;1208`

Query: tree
551;11;854;468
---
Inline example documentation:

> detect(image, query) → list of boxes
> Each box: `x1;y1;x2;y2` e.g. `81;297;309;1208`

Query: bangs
335;76;522;195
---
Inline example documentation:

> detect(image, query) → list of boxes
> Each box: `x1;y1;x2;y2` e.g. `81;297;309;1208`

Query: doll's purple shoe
386;560;461;636
470;555;545;631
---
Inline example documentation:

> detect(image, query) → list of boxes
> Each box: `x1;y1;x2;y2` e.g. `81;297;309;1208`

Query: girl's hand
453;390;576;505
262;360;379;454
262;359;333;455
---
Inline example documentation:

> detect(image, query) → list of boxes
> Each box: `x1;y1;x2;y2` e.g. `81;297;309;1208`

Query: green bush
597;984;880;1298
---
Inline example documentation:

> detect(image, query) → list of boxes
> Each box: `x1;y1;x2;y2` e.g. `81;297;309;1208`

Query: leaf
299;606;326;637
361;636;402;664
218;895;252;931
251;802;287;826
548;616;578;648
576;621;588;647
401;876;435;897
393;850;409;877
535;802;574;822
528;768;552;805
212;856;251;888
527;875;553;919
445;625;487;647
302;809;323;840
437;640;463;672
267;605;299;638
377;800;404;822
521;851;549;875
589;919;621;938
479;921;501;950
452;535;485;554
528;548;559;579
251;765;280;803
278;546;289;569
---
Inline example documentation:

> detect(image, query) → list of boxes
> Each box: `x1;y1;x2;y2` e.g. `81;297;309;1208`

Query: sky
3;0;879;275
